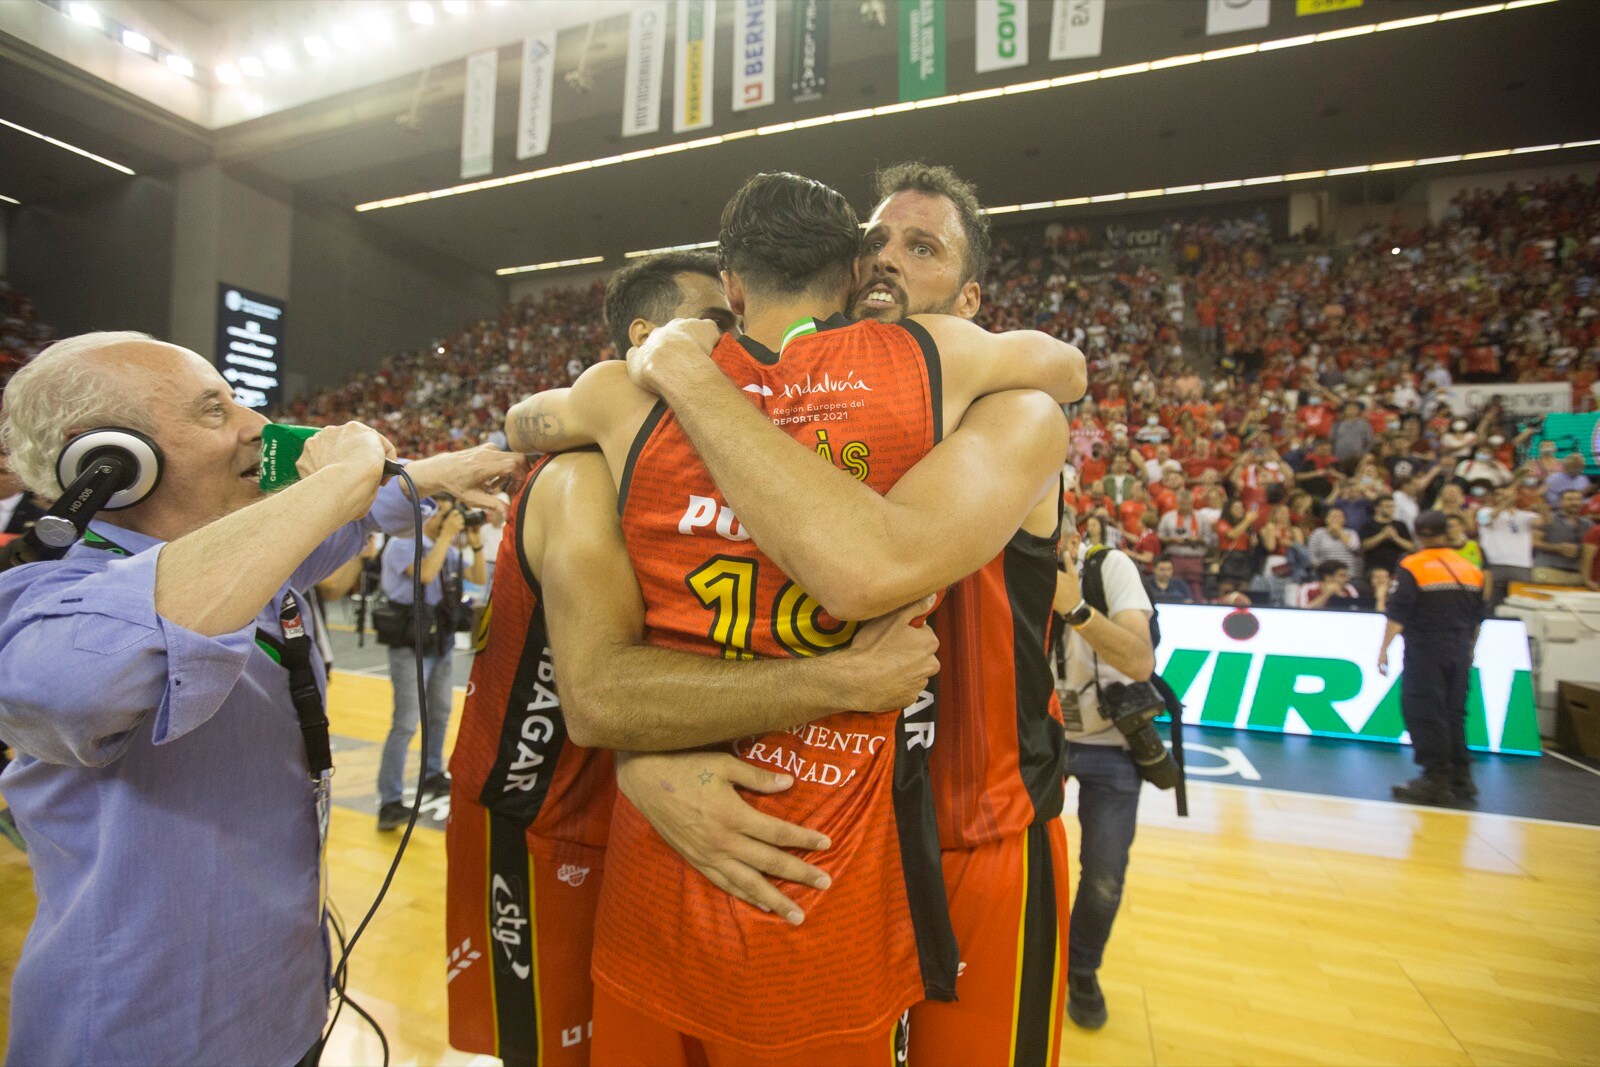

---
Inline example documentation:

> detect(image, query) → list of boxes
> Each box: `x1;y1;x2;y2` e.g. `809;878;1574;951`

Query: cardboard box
1556;682;1600;760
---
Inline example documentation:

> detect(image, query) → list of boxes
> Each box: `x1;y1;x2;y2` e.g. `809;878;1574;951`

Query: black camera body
460;508;489;530
1100;680;1181;790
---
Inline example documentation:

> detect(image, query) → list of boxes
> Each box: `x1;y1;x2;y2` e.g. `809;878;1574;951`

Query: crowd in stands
9;174;1597;612
0;278;55;393
279;281;608;457
1055;174;1600;610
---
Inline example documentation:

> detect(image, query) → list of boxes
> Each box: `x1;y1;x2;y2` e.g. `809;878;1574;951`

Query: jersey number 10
687;555;859;660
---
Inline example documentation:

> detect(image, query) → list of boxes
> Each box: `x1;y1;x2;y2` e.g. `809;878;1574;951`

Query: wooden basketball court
2;668;1597;1065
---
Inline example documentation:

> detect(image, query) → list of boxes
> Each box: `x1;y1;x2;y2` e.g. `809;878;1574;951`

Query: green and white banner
790;0;828;103
1530;412;1600;475
1155;605;1541;755
976;0;1028;74
673;0;715;133
899;0;946;101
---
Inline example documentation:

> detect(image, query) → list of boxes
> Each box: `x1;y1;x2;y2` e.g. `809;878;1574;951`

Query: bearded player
507;172;1082;1063
853;164;1073;1067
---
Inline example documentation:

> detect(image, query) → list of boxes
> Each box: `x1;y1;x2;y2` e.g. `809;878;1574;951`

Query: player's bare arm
504;361;656;465
628;319;1069;619
910;313;1087;425
533;451;939;751
530;450;939;921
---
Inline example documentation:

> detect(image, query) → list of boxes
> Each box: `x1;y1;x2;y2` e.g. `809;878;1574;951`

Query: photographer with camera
373;497;486;830
1054;510;1168;1032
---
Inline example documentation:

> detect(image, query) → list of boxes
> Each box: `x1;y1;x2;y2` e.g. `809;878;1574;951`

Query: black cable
321;466;429;1067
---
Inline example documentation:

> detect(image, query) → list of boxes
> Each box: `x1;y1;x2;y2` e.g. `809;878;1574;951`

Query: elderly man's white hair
0;331;162;496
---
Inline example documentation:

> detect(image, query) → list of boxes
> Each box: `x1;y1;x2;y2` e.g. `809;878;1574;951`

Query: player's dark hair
719;173;858;297
603;251;720;356
872;162;992;285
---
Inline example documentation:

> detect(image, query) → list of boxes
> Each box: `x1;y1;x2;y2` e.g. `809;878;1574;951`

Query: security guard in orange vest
1377;510;1486;805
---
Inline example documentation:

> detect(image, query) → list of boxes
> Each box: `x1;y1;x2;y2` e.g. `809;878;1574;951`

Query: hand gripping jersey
592;316;958;1054
929;514;1067;850
446;456;616;1063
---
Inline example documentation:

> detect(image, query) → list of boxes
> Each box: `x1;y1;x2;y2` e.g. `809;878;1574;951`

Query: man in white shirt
1051;519;1157;1033
1476;486;1538;607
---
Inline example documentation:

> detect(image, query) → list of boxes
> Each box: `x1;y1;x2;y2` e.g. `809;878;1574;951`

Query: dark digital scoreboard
215;284;285;410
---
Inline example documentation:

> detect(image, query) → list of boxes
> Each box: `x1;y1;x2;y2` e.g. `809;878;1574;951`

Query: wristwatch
1066;599;1093;629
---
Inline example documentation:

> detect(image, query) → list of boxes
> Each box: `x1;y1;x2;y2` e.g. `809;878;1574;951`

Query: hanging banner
460;48;498;179
976;0;1028;73
1297;0;1362;12
622;1;668;137
1050;0;1105;60
733;0;776;111
790;0;828;104
673;0;715;133
899;0;946;102
1206;0;1270;35
516;31;556;160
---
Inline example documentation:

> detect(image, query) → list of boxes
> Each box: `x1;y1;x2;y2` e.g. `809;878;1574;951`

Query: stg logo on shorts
490;873;533;980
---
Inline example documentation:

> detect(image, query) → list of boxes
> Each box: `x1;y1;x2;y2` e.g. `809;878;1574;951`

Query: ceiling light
67;3;101;29
215;64;241;85
361;12;394;42
1440;4;1507;20
0;116;135;174
442;0;469;13
1257;34;1315;50
165;55;194;77
496;256;605;276
0;193;20;206
120;30;152;54
1392;247;1402;255
410;2;436;25
624;241;718;259
304;36;331;59
1377;14;1438;30
238;56;265;77
264;46;292;71
330;24;359;50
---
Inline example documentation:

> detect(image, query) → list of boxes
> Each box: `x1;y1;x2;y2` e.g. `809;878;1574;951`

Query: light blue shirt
1545;470;1593;507
380;533;458;607
0;479;423;1066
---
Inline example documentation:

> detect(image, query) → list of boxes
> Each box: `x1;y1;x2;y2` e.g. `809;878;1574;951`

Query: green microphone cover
260;423;321;492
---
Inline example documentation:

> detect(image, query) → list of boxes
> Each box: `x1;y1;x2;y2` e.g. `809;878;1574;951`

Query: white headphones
55;427;165;511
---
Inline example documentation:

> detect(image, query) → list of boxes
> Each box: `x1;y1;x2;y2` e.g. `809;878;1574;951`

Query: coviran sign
1155;605;1541;756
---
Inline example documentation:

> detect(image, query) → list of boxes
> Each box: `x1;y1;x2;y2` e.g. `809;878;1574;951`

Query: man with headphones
0;332;522;1066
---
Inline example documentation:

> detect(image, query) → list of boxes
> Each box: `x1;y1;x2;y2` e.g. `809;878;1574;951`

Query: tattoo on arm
516;411;565;449
698;769;714;786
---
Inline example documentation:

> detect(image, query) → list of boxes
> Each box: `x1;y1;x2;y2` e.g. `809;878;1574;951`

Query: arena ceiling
2;0;1598;275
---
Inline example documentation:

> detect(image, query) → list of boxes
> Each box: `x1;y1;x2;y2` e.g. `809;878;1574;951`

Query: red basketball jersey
449;456;616;850
929;517;1067;850
591;316;958;1053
